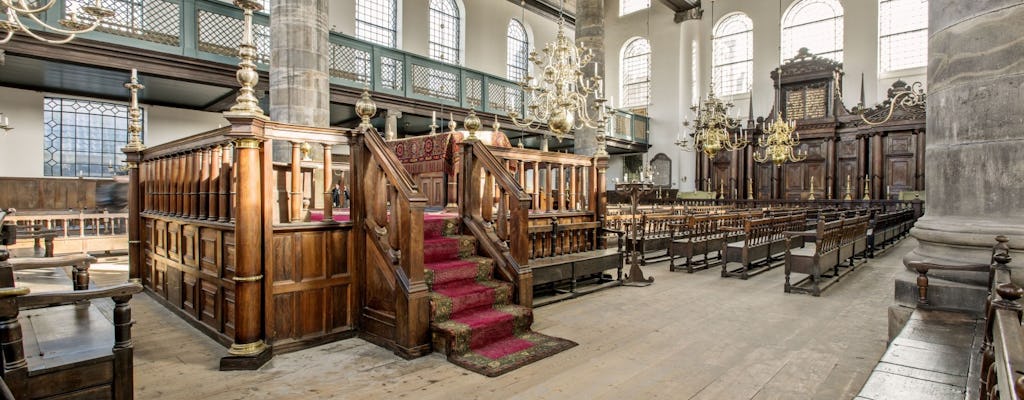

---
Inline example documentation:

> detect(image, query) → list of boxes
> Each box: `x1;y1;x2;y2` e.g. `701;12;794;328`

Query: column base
219;346;273;371
904;215;1024;285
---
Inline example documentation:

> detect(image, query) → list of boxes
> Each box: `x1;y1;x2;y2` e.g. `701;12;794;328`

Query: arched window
781;0;844;62
621;37;651;109
429;0;461;64
620;0;650;16
879;0;928;72
713;13;753;96
355;0;398;47
507;19;529;83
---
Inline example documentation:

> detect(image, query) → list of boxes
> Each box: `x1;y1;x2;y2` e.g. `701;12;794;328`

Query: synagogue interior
0;0;1022;398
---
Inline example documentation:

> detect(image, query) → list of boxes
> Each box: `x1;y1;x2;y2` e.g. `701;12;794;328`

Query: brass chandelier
675;83;747;160
0;0;114;44
754;68;806;165
508;0;605;144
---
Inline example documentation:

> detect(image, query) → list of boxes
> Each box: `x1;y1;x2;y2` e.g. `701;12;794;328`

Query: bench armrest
17;281;143;309
906;261;990;274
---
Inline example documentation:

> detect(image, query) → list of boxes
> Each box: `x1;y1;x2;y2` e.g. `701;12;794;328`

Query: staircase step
424;237;460;263
424;257;494;290
449;235;478;259
431;305;534;355
424;215;459;239
430;281;513;322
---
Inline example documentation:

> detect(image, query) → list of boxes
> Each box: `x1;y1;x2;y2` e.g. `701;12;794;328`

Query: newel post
220;115;271;370
593;155;608;248
123;149;143;281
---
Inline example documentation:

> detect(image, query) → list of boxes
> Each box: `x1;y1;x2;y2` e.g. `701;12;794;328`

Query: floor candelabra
614;179;655;286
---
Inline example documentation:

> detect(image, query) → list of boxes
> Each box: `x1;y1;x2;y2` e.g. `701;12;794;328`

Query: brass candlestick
863;175;871;200
448;113;457;133
227;0;267;119
844;175;853;200
747;178;754;200
123;69;145;151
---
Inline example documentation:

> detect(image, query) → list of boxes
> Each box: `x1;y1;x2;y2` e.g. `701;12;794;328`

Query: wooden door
417;172;445;208
884;133;917;199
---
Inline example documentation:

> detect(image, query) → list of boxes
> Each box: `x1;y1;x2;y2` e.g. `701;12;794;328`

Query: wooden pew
720;215;795;279
0;252;143;400
529;218;624;304
666;211;760;273
784;218;844;296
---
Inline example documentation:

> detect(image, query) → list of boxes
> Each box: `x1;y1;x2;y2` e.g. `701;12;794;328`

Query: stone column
897;0;1024;312
574;0;603;156
269;0;330;161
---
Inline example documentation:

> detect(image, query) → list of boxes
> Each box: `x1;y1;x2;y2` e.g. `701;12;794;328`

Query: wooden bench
14;225;58;258
721;213;805;279
529;219;624;304
867;209;915;257
784;218;845;296
0;251;143;399
667;211;757;273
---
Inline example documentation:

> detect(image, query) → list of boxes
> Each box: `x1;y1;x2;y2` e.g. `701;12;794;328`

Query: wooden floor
33;239;917;399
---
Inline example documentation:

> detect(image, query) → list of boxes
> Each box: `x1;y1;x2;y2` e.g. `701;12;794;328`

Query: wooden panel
887;134;914;155
0;177;112;211
167;222;181;262
887;158;914;189
329;230;350;276
223;232;236;280
223;287;236;338
182;224;198;268
154;220;167;257
300;232;326;281
166;266;182;307
199;227;221;277
327;284;352;331
838;139;858;158
756;164;773;199
199;279;219;327
183;272;197;317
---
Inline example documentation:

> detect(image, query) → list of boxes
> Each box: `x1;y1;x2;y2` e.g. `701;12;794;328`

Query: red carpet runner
423;214;576;376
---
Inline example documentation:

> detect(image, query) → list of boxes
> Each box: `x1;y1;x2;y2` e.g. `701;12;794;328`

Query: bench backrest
815;218;846;256
744;217;782;247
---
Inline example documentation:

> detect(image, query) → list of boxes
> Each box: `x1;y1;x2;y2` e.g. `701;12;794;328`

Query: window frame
355;0;399;48
42;97;141;178
878;0;928;73
712;13;753;97
781;0;845;62
620;37;652;109
506;18;529;83
428;0;462;65
619;0;650;17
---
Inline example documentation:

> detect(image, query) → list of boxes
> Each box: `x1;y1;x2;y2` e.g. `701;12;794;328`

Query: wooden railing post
199;148;210;220
593;155;608;248
0;252;28;399
220;117;270;370
124;149;143;280
208;145;222;221
219;145;232;223
290;142;303;222
323;144;334;222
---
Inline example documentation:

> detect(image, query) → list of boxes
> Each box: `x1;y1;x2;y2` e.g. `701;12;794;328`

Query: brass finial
464;110;481;141
448;112;457;133
355;87;378;129
863;175;871;200
300;142;312;161
227;0;267;119
808;176;816;200
844;175;853;200
123;68;145;151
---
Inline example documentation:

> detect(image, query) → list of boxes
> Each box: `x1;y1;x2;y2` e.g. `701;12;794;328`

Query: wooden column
184;151;194;219
173;155;183;217
322;144;333;222
914;130;926;191
546;163;554;212
871;133;884;200
290;142;303;222
193;151;202;218
593;156;608;248
826;137;837;199
208;145;221;221
536;163;544;212
219;145;232;222
125;150;142;280
158;158;166;215
857;134;868;199
569;165;578;211
199;148;210;220
220;130;270;370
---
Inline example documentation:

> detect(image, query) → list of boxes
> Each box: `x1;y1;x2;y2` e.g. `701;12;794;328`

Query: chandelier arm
9;19;80;43
7;0;60;15
21;10;103;36
0;31;14;44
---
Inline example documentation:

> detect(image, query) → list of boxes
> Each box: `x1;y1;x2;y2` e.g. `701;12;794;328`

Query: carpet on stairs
422;214;576;377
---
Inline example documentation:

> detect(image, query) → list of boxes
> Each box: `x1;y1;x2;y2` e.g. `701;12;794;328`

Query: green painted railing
40;0;648;143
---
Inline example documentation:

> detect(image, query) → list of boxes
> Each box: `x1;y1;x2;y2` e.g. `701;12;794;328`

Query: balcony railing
41;0;648;144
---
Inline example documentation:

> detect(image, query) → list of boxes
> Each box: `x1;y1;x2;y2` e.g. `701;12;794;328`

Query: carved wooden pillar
826;137;837;199
546;163;554;212
125;149;142;280
219;145;232;222
532;162;540;210
208;145;221;221
594;156;608;247
158;158;166;215
322;144;333;222
199;148;211;220
857;134;868;199
184;151;195;219
220;126;269;370
290;142;303;222
569;165;578;211
174;155;184;217
871;133;885;200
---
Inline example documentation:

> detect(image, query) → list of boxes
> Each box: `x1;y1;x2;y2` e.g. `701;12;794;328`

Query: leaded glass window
507;19;529;83
879;0;928;72
713;13;753;96
781;0;844;62
43;98;141;178
356;0;398;47
621;37;651;109
429;0;460;64
620;0;650;16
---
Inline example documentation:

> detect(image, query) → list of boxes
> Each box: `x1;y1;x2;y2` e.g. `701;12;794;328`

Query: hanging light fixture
0;0;114;44
675;0;747;160
508;0;606;144
754;67;806;165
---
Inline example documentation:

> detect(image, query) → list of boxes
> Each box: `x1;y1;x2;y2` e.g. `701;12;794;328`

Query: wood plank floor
68;239;914;399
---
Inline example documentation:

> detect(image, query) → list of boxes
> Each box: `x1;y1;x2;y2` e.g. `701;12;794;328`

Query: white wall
602;0;928;191
0;86;226;178
328;0;568;79
0;87;46;178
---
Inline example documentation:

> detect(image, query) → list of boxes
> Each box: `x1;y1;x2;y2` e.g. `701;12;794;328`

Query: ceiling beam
505;0;576;26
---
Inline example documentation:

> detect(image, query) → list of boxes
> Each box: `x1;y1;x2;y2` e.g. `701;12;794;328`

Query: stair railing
356;126;431;356
459;139;533;306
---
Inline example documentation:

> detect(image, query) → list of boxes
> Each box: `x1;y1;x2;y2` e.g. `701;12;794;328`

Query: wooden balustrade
488;147;599;215
356;126;431;359
460;140;533;306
